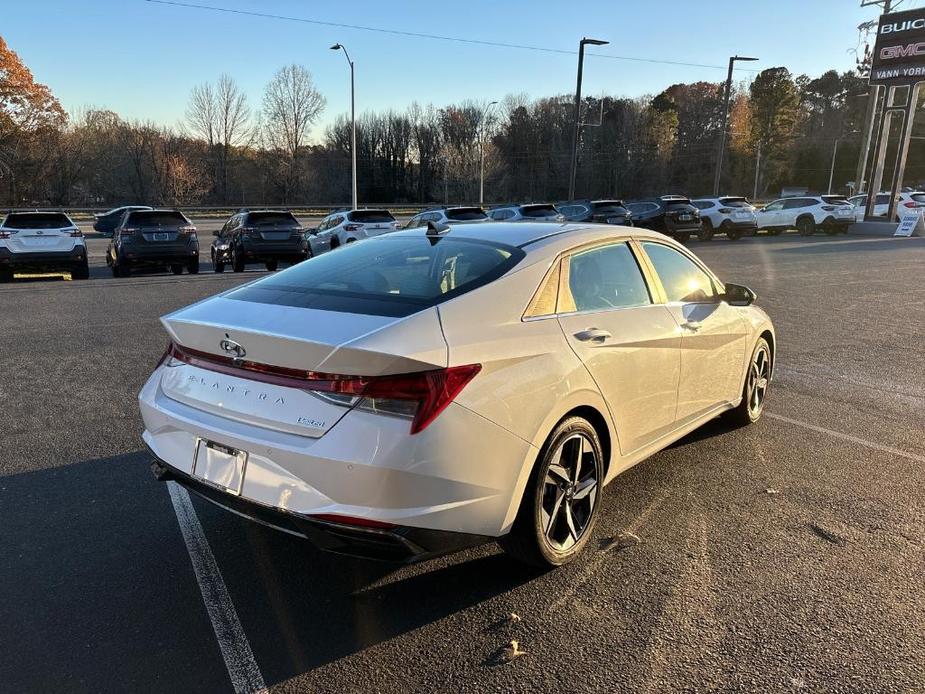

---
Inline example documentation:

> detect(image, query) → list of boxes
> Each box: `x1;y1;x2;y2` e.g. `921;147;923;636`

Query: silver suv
487;203;564;222
405;206;489;228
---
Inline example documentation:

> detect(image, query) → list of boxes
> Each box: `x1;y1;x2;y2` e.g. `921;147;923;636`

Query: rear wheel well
559;406;612;477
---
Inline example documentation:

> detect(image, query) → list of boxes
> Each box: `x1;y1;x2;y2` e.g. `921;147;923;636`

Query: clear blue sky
2;0;905;139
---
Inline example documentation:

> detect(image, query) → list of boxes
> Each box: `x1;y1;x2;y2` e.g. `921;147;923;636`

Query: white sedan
141;222;775;566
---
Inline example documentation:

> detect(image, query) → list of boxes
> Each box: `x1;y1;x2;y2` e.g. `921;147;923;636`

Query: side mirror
307;227;318;235
723;283;756;306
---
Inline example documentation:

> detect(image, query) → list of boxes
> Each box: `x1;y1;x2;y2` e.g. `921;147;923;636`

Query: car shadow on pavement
771;236;923;254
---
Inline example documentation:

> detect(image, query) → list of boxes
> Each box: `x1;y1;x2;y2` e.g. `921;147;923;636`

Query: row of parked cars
0;191;911;281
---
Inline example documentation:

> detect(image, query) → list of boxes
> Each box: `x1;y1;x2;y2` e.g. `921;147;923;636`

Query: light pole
568;37;608;200
713;55;759;197
330;43;357;210
479;101;499;206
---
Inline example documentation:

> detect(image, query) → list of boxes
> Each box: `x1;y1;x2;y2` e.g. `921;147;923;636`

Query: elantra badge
219;334;246;361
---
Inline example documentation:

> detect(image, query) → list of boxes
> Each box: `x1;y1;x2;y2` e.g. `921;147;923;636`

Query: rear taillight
120;227;138;236
241;226;258;237
164;342;481;434
821;205;835;211
343;223;361;232
718;208;734;214
68;228;83;237
392;221;402;229
904;201;918;208
0;230;12;239
179;225;197;239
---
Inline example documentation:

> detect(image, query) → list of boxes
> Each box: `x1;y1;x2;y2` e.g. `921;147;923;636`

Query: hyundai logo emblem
219;335;246;361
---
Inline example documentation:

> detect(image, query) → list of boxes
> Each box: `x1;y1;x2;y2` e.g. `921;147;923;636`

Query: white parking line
766;412;925;464
167;482;267;694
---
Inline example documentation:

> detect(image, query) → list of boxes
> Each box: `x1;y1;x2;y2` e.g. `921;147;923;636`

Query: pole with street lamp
568;37;608;200
330;43;357;210
713;55;759;197
479;101;499;206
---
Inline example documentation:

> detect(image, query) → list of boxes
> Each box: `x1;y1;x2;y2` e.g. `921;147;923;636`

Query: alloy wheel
747;344;771;416
541;433;599;552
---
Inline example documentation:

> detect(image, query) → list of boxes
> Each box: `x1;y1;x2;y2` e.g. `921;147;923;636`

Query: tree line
2;34;923;208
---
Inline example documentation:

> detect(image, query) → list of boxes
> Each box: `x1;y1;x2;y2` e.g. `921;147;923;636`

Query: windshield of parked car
248;212;299;226
348;210;396;223
1;213;73;229
227;235;524;317
521;205;559;218
822;195;850;206
665;200;693;209
127;211;188;226
589;201;627;215
718;197;751;208
446;208;488;221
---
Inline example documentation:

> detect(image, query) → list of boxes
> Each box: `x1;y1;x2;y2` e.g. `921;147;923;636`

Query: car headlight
217;243;229;250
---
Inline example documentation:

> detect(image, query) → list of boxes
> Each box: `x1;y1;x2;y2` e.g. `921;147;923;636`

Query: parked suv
556;199;633;226
690;197;757;241
756;196;855;236
625;196;701;242
214;209;303;272
92;205;152;236
107;209;199;277
405;206;489;229
305;209;400;256
0;211;88;281
487;203;565;222
847;191;925;221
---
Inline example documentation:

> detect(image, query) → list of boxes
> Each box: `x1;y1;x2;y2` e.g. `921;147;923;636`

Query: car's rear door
556;241;681;455
638;240;747;424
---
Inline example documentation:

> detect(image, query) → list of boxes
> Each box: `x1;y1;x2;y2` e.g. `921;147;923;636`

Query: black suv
213;209;303;273
107;209;199;277
93;205;152;236
625;196;701;242
556;200;633;226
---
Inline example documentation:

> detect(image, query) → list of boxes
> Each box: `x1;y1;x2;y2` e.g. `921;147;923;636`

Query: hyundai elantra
141;222;774;566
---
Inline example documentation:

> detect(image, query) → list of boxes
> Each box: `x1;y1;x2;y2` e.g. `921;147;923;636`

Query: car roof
387;221;669;249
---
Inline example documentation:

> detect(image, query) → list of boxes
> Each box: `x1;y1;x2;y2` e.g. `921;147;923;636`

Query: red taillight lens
68;228;83;237
343;223;361;232
120;227;138;236
179;225;197;239
164;342;481;434
904;201;917;208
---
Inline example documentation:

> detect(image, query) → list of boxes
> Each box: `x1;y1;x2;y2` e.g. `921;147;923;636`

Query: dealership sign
871;8;925;83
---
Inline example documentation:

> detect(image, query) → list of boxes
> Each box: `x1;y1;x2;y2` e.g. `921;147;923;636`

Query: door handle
681;321;702;332
574;328;612;342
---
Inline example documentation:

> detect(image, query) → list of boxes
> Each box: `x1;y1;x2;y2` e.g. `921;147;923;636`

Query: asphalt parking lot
2;230;924;693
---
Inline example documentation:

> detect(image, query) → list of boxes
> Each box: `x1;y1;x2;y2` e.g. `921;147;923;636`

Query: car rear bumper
150;456;490;563
0;245;86;270
720;219;758;230
822;216;853;227
139;364;535;554
121;244;198;265
239;241;303;262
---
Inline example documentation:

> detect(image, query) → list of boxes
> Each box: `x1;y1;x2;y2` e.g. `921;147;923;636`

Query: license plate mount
191;438;249;495
154;232;169;241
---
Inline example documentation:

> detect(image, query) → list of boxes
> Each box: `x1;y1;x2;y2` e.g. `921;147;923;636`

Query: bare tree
185;74;251;201
261;64;325;201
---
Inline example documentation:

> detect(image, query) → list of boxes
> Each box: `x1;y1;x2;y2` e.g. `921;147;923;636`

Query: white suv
756;196;855;236
405;206;490;228
0;211;89;282
690;197;757;241
847;191;925;221
487;203;565;222
306;208;401;255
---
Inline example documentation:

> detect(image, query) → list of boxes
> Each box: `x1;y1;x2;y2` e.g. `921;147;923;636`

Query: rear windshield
446;208;488;221
521;204;559;218
666;200;693;209
910;193;925;203
348;210;396;223
227;235;524;318
2;213;72;229
718;197;750;208
821;195;850;206
590;201;626;211
128;211;188;226
248;212;299;226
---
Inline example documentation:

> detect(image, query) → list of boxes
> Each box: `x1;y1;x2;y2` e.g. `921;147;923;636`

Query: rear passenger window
566;243;651;312
642;242;716;303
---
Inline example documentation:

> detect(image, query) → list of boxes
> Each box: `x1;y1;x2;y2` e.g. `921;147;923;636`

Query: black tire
171;264;184;275
797;217;815;236
213;252;225;273
330;237;341;250
232;246;245;273
72;259;90;280
499;416;604;567
726;337;772;427
187;257;200;274
0;267;13;283
824;225;839;236
265;259;278;272
726;228;744;241
697;221;714;242
673;231;691;243
114;256;130;278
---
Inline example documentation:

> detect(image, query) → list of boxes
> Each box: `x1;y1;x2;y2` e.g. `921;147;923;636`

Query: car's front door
758;200;784;228
639;241;748;424
556;241;681;455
